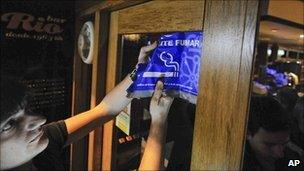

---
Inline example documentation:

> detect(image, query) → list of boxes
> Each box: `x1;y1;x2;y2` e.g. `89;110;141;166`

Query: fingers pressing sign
137;41;157;64
150;81;174;123
152;80;163;104
141;41;158;53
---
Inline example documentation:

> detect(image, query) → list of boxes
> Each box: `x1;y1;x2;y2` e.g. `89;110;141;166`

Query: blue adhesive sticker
127;31;203;104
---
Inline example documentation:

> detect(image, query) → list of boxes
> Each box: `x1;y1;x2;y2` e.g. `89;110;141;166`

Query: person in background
290;97;304;150
276;86;299;112
1;42;173;171
243;96;304;171
252;81;268;96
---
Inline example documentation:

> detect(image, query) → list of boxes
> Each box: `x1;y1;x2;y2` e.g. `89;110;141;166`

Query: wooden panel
190;0;259;170
70;16;91;171
87;11;101;171
238;0;260;168
76;0;149;17
70;16;93;170
87;11;110;171
117;0;204;34
93;11;110;171
70;60;91;171
102;11;119;171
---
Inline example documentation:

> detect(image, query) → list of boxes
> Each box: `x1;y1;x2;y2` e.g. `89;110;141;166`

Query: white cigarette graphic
159;51;179;77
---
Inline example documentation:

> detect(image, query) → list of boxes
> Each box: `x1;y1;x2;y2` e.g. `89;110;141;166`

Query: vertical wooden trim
260;0;269;16
94;11;110;171
239;0;260;168
190;0;259;170
87;11;110;171
70;15;91;171
87;11;101;171
69;29;78;171
102;11;119;171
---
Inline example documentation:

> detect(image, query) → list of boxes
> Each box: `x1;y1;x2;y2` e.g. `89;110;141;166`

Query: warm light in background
267;49;272;56
267;49;285;56
123;34;141;42
278;49;285;56
271;29;278;32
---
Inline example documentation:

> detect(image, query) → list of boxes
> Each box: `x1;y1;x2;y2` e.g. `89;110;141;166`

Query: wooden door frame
191;0;260;170
73;0;260;170
103;1;205;170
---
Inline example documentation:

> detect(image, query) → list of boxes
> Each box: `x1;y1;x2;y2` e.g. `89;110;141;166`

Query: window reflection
244;0;304;170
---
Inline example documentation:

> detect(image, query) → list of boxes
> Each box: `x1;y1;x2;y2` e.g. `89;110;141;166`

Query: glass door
103;1;205;170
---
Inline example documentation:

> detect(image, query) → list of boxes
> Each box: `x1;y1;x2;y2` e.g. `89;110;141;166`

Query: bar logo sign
1;12;66;41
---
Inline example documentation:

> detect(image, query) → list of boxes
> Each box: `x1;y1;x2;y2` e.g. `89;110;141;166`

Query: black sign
1;0;75;122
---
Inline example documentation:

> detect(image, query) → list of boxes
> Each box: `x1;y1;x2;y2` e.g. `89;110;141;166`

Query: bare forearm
64;75;133;144
139;120;167;171
97;74;133;115
64;109;115;145
63;42;157;145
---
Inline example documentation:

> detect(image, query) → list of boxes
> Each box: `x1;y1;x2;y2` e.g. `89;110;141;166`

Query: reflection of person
277;86;298;112
252;81;268;95
243;96;304;171
0;42;172;170
291;97;304;150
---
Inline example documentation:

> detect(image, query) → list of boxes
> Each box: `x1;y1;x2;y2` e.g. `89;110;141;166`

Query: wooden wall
191;0;259;170
117;0;205;34
75;0;149;17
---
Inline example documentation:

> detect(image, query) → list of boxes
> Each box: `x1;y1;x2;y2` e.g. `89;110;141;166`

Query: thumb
152;80;163;102
140;41;157;54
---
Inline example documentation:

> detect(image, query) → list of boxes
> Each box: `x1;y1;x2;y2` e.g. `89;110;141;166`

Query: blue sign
127;31;203;104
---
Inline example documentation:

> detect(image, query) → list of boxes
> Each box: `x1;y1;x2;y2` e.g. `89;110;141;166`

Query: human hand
137;41;157;66
149;80;174;123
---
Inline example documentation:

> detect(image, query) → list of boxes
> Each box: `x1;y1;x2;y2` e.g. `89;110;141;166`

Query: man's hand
137;41;157;66
150;80;173;123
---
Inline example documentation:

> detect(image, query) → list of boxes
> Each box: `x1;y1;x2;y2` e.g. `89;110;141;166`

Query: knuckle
152;96;159;101
140;47;147;52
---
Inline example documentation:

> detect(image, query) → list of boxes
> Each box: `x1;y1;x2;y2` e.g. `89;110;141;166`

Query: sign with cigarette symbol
159;51;179;77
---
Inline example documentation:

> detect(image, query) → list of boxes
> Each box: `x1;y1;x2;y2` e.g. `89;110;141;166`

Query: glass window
243;1;304;170
113;33;200;170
